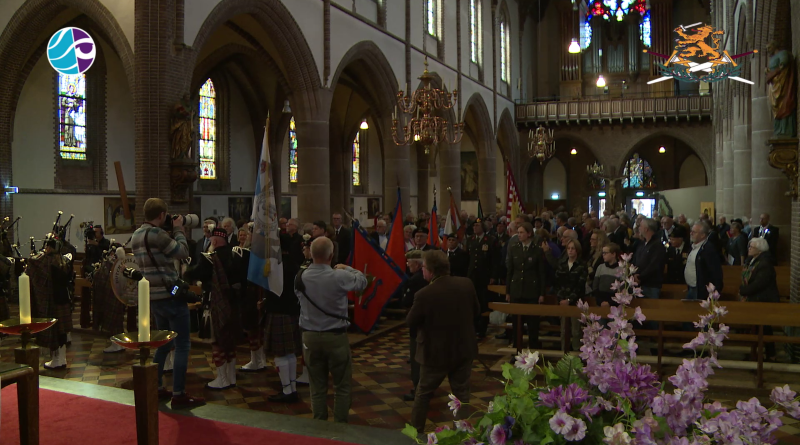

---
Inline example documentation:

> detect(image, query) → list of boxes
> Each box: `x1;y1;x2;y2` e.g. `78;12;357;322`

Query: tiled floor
2;303;800;441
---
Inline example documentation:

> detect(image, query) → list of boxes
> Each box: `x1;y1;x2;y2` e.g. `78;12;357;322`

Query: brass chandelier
392;58;463;153
528;125;555;164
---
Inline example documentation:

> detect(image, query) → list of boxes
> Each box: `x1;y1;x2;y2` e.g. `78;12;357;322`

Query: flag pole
263;115;271;277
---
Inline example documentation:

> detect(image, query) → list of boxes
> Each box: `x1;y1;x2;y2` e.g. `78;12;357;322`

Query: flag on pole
348;220;407;333
248;119;283;295
428;196;440;248
443;188;461;239
477;199;485;220
506;160;526;220
385;187;406;268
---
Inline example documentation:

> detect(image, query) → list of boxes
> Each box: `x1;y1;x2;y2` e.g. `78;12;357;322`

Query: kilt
92;262;125;335
28;252;73;350
263;313;301;357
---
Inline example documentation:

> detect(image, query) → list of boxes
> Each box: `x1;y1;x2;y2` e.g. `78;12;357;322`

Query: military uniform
445;246;469;278
505;242;546;348
665;242;690;284
494;231;510;283
466;232;497;337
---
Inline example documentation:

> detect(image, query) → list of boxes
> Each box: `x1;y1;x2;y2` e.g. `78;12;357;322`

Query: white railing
515;95;713;124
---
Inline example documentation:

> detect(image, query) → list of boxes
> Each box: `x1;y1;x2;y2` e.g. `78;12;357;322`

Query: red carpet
1;385;358;444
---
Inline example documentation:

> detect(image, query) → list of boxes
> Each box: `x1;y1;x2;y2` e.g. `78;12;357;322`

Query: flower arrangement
403;253;800;445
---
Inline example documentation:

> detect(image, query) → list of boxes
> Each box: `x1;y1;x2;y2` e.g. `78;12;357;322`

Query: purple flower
632;307;646;325
514;350;540;374
603;423;631;445
489;424;506;445
563;417;587;441
434;425;450;433
448;394;461;417
454;419;474;433
577;299;589;311
549;411;574;435
770;384;797;405
426;432;438;444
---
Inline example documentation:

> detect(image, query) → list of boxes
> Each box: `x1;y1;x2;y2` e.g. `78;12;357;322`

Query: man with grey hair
370;219;389;250
221;217;237;245
631;218;666;300
685;220;723;301
296;237;367;423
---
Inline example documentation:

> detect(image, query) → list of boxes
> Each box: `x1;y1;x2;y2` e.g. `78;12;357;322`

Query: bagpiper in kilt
92;255;126;336
28;239;73;369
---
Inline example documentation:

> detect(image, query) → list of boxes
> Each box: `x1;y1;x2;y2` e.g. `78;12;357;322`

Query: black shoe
268;392;299;403
495;333;509;340
403;391;416;402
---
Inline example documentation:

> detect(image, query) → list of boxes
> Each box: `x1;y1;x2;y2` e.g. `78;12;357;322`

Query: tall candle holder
111;330;177;445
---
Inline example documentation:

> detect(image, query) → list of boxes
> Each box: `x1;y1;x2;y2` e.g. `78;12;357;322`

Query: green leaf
402;424;420;441
540;432;555;445
618;338;629;350
552;355;583;385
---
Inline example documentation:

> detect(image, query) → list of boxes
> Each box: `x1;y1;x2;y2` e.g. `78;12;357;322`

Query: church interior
2;0;800;444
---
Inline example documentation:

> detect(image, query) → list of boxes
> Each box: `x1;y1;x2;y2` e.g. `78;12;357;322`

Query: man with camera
296;237;367;423
131;198;204;409
84;225;111;270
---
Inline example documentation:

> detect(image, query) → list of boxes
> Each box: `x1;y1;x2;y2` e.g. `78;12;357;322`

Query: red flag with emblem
348;220;407;333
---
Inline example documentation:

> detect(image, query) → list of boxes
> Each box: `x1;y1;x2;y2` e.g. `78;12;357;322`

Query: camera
161;214;201;232
170;277;200;303
83;221;96;241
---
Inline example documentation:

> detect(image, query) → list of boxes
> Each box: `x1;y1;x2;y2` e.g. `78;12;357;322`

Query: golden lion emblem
674;25;724;61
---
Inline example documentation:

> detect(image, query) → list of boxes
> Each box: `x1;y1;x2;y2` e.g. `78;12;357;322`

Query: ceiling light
360;119;369;130
568;39;581;54
570;148;577;155
596;75;606;88
551;193;560;200
659;146;666;153
598;192;606;197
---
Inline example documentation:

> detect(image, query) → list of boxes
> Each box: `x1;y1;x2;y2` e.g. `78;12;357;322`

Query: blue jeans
686;286;698;300
151;298;191;394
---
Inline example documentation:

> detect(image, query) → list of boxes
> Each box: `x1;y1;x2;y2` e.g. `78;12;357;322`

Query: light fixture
392;58;463;151
282;100;291;114
3;186;18;194
570;148;578;155
551;193;560;200
360;119;369;130
636;191;645;197
659;146;666;154
528;126;556;164
598;191;606;197
596;75;606;88
568;38;581;54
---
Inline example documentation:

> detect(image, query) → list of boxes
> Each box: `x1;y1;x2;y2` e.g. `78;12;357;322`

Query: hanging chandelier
392;58;463;153
528;126;555;164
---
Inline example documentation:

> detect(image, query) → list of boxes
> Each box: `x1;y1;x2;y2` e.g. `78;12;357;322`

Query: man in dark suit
401;250;428;402
411;228;433;251
331;213;351;264
368;220;389;250
407;250;480;434
444;234;469;277
665;226;690;284
193;217;217;265
750;213;779;259
466;219;497;338
685;221;723;301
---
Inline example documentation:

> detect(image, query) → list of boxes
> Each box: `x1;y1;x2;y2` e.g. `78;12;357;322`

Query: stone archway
618;133;710;191
462;93;497;212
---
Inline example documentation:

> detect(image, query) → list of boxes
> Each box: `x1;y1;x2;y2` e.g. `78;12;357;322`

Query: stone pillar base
767;138;799;198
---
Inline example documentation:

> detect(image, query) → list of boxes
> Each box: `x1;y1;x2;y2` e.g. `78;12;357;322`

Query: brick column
383;128;411;216
134;0;184;220
733;96;752;218
715;135;723;216
751;53;790;263
439;142;461;210
723;118;734;219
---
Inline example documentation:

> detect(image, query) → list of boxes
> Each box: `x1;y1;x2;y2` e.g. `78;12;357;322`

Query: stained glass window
622;153;656;189
198;79;216;180
58;74;87;160
426;0;437;37
500;19;508;82
640;11;652;47
289;117;298;183
583;0;649;48
352;132;361;186
469;0;478;63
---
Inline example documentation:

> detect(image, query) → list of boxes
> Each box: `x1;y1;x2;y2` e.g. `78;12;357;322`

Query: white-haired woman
739;237;779;360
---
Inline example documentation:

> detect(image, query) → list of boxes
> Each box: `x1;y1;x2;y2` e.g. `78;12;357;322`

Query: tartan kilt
37;302;72;350
263;313;301;357
92;262;126;335
241;284;261;331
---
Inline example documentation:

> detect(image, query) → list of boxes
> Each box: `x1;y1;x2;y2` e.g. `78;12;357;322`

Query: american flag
506;160;525;220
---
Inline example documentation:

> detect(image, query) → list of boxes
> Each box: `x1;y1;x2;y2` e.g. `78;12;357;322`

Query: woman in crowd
404;224;417;252
238;227;251;249
505;222;546;349
727;221;748;265
554;239;588;351
738;237;780;360
587;229;610;283
592;243;622;308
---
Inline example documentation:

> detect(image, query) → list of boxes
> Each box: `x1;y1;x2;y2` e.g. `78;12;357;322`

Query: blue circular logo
47;27;96;75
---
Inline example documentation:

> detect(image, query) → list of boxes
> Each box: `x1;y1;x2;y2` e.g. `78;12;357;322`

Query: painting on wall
104;197;135;235
228;197;252;224
280;196;292;220
367;197;381;219
461;151;479;201
700;202;715;224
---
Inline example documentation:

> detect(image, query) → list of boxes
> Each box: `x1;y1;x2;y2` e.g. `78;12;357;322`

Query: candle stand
0;317;57;445
111;330;177;445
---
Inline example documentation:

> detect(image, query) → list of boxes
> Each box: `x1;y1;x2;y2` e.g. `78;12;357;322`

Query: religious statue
765;41;797;139
170;94;195;160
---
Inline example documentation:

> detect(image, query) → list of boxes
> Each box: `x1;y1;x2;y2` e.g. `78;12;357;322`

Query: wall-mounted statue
765;41;797;139
170;94;195;160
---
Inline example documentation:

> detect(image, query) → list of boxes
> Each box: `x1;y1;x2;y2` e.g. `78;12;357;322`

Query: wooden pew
488;299;800;388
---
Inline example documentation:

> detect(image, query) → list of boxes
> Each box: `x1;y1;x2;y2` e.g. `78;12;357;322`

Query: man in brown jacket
406;250;480;433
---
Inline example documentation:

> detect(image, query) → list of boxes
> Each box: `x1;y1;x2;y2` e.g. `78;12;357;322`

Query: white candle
138;277;150;342
19;272;31;324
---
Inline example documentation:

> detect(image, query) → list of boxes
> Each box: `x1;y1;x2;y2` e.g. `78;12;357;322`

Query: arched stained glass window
289;117;298;183
582;0;650;48
500;18;509;82
426;0;438;37
352;132;361;186
469;0;480;63
198;79;216;180
640;11;652;47
58;74;87;160
622;153;656;189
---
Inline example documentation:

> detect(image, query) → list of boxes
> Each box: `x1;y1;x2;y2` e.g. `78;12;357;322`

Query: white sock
275;355;292;395
286;353;297;392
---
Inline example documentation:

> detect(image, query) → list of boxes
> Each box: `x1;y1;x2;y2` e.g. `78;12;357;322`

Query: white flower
603;423;631;445
514;350;540;374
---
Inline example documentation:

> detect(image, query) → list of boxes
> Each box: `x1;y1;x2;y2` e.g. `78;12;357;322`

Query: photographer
130;198;204;409
84;225;111;268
